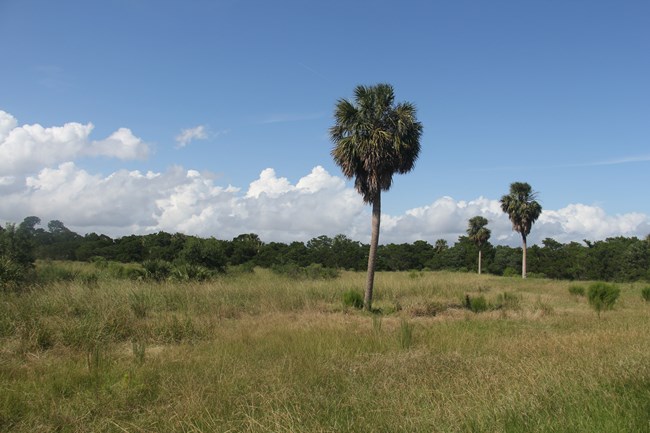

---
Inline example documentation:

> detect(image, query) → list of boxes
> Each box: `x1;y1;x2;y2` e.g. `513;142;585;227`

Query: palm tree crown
467;216;491;248
467;216;491;275
330;83;423;203
500;182;542;239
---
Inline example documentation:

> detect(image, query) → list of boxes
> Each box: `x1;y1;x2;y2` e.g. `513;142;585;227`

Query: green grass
1;264;649;432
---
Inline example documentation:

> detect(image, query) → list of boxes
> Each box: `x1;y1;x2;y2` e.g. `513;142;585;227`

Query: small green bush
0;256;27;292
588;282;620;317
502;267;518;277
495;292;521;310
342;289;363;309
641;287;650;303
172;263;212;281
91;256;108;269
142;260;172;281
465;294;489;313
568;285;585;297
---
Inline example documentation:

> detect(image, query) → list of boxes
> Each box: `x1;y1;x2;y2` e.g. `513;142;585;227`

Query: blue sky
1;0;649;245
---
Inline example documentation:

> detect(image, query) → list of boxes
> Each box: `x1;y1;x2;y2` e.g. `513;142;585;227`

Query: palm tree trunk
364;193;381;311
521;234;527;279
478;249;482;275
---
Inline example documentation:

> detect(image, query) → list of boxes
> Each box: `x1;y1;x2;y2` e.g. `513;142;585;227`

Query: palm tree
500;182;542;278
330;84;423;310
466;216;490;275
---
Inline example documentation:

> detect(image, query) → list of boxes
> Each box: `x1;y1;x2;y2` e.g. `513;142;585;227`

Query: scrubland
1;263;649;432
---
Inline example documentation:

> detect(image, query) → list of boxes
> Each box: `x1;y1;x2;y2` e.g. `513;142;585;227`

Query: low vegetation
587;282;621;318
2;216;650;288
1;263;649;432
642;286;650;302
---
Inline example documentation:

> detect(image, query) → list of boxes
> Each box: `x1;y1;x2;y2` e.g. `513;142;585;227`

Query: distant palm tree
500;182;542;278
330;84;423;310
467;216;491;275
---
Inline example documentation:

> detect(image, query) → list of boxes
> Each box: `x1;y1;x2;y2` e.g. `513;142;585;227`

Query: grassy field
1;263;649;432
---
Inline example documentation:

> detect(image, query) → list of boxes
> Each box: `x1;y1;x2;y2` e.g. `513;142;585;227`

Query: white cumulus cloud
0;110;149;176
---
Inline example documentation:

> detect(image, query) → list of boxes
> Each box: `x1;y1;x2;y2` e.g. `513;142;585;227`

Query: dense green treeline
1;216;649;284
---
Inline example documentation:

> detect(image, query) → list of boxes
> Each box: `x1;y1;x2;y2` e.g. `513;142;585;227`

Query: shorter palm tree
500;182;542;278
467;216;491;275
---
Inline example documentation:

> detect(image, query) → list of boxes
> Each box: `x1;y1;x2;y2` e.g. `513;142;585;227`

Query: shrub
502;267;518;277
271;262;302;278
304;263;339;279
228;262;256;274
465;294;489;313
91;256;108;269
342;289;363;309
0;256;26;292
568;285;585;297
142;260;172;282
588;282;620;317
36;262;78;283
495;292;521;310
272;263;340;280
641;287;650;303
171;263;212;281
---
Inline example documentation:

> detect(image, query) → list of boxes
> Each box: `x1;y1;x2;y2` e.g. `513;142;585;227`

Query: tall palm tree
330;84;423;310
500;182;542;278
467;216;490;275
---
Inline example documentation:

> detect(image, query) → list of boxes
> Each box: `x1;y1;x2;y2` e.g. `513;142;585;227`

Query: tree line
1;216;649;284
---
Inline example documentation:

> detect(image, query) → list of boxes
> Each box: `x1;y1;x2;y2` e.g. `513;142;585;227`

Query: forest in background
1;216;649;284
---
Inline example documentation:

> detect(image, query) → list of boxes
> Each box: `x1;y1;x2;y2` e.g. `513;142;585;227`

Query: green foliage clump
0;257;26;292
36;262;78;283
568;285;585;297
641;287;650;303
588;282;620;317
502;267;518;277
272;263;339;280
495;292;521;310
142;260;172;282
465;294;489;313
171;263;213;282
342;289;363;309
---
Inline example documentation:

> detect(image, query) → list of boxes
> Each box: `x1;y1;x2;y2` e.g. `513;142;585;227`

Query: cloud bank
1;109;649;244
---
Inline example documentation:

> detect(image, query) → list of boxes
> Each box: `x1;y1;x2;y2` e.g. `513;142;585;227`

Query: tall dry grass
1;264;649;432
